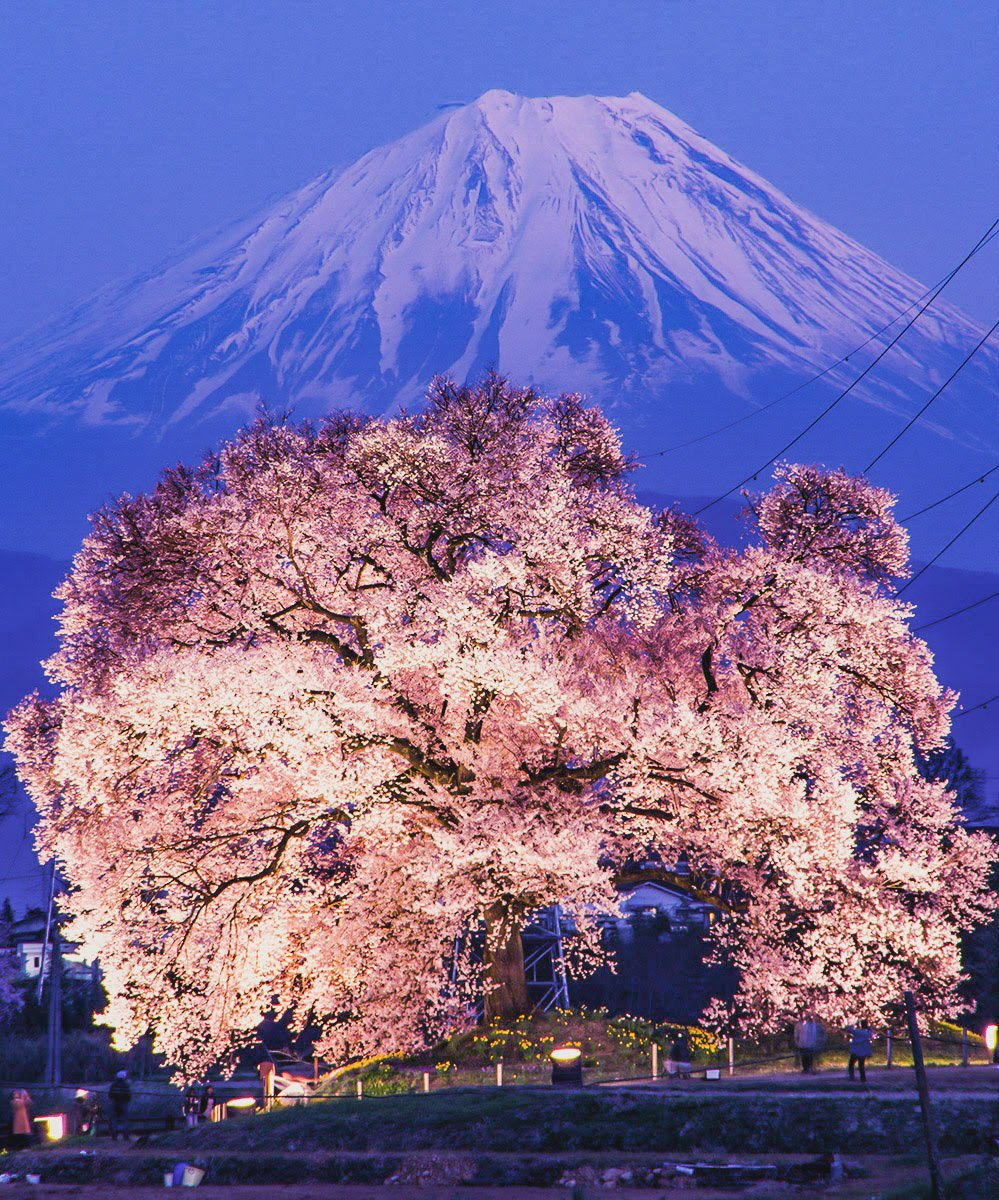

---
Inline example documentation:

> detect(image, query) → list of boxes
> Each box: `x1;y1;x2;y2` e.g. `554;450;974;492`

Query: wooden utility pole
36;862;56;1003
44;926;62;1086
904;991;942;1200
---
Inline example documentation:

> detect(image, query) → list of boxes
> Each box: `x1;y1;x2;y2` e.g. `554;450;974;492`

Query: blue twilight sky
0;0;996;346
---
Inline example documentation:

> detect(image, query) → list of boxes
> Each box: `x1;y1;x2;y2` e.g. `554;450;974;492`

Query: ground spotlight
550;1045;583;1086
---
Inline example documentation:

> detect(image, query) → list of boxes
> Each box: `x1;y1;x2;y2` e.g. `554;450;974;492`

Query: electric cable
898;489;999;594
901;465;999;521
954;695;998;719
641;223;999;461
912;591;999;632
693;217;999;515
864;316;999;471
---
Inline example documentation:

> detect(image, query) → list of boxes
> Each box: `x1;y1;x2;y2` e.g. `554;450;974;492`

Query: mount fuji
2;90;994;454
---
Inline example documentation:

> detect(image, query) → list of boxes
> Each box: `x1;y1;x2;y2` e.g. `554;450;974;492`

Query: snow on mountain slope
1;90;994;450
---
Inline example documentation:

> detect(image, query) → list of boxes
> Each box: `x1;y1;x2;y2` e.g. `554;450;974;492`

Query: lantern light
550;1045;583;1086
985;1024;998;1056
34;1114;65;1141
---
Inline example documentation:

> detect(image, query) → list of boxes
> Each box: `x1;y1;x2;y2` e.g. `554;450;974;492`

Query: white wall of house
613;882;716;940
15;940;94;981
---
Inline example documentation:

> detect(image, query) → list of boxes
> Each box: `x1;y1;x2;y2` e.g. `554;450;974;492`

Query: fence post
356;1078;363;1099
961;1025;969;1067
423;1071;431;1093
904;991;943;1200
727;1037;735;1077
886;1031;893;1069
652;1042;659;1079
496;1061;503;1087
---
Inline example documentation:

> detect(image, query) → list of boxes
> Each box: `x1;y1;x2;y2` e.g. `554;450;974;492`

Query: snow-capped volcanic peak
0;90;990;433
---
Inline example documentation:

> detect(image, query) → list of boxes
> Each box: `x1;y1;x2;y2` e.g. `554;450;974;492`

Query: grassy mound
313;1010;988;1097
315;1009;724;1095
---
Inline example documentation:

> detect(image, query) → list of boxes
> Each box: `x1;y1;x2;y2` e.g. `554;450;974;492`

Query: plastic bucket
182;1165;205;1187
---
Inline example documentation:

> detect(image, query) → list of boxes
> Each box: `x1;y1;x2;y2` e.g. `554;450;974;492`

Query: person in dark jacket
183;1085;200;1129
108;1071;131;1142
847;1022;873;1083
199;1083;215;1124
669;1032;692;1080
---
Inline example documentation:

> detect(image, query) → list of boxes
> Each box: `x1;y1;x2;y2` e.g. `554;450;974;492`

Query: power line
865;317;999;472
913;590;999;632
898;489;999;594
694;216;999;515
901;465;999;521
640;224;999;461
954;695;999;719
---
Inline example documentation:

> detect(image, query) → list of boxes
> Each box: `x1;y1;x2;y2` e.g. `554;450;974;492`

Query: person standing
795;1015;823;1073
670;1031;692;1080
199;1083;215;1124
183;1085;200;1129
847;1022;873;1083
10;1088;32;1150
108;1070;131;1142
72;1089;94;1136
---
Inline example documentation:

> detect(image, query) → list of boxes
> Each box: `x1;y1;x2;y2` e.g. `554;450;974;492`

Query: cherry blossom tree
5;378;994;1072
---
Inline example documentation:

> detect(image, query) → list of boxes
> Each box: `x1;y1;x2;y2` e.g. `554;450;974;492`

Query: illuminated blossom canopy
5;377;993;1072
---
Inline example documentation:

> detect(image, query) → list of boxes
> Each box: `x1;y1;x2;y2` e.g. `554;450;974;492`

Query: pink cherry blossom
5;377;993;1072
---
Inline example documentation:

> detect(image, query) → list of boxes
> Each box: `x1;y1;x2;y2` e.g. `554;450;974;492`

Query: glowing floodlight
226;1096;257;1117
550;1045;583;1086
551;1047;581;1063
986;1024;998;1061
33;1113;65;1141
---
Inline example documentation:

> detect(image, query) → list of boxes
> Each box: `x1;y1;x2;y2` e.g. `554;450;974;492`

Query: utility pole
38;862;63;1087
904;991;942;1200
36;862;56;1003
44;925;62;1086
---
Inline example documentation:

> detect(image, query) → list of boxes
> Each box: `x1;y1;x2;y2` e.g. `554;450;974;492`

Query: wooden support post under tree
904;991;943;1200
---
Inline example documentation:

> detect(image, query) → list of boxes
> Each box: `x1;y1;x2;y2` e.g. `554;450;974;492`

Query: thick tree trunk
483;905;530;1020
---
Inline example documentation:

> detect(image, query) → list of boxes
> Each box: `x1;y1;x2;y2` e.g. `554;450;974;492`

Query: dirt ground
0;1158;979;1199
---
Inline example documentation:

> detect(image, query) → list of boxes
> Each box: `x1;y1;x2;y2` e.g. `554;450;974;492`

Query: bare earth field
0;1164;989;1200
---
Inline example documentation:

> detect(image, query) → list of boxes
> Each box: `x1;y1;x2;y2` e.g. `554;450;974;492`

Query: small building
612;880;717;940
9;911;96;983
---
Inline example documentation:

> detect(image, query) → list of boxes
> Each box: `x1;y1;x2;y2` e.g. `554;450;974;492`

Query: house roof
619;880;716;909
